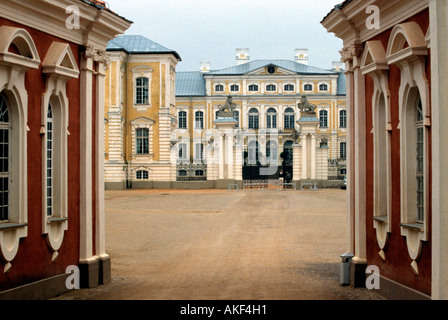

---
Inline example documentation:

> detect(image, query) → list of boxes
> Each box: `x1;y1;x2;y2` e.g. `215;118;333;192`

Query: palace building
104;42;347;189
0;0;131;299
322;0;448;300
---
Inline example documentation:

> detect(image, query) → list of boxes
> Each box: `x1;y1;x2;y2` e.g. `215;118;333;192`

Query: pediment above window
130;117;156;126
386;22;428;66
42;42;79;79
361;40;389;75
0;26;40;70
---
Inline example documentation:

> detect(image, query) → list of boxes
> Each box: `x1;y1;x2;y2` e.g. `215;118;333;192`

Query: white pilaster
301;134;308;179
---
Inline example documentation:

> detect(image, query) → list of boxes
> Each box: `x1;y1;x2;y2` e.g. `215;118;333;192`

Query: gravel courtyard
55;188;384;300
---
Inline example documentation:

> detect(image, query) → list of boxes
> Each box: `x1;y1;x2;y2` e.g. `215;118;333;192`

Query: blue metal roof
208;60;335;75
337;72;346;95
176;72;206;96
107;35;181;60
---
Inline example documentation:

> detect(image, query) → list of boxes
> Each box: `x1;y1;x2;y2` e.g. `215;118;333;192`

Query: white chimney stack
294;49;309;65
200;61;211;73
236;48;250;65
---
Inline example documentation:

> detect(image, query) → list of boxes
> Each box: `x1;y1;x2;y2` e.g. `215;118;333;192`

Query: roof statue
298;96;316;114
217;95;237;118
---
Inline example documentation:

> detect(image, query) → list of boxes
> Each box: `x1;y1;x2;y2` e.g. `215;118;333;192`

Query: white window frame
131;66;153;111
283;84;295;92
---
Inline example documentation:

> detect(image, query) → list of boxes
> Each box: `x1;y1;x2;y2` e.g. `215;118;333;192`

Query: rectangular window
178;143;187;160
178;111;187;129
195;112;204;129
46;114;53;216
136;128;149;154
136;170;149;180
195;143;204;161
136;77;149;105
340;110;347;128
0;126;9;221
416;126;424;222
320;111;328;128
249;115;259;129
340;142;347;159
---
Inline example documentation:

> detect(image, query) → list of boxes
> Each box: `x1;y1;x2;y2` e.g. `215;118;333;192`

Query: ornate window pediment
386;22;428;66
42;42;79;80
361;40;389;75
0;26;41;70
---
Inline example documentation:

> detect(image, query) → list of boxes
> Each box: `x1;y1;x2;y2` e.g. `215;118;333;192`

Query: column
79;49;94;264
301;134;308;179
430;0;448;300
311;134;317;179
218;133;224;180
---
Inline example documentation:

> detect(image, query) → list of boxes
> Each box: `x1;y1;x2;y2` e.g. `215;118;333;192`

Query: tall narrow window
178;143;187;160
340;142;347;159
266;140;278;162
136;77;149;105
248;108;259;129
284;108;295;129
0;94;10;221
233;110;239;128
136;128;149;154
319;110;328;128
416;97;424;223
178;111;187;129
46;104;53;216
340;110;347;128
195;143;204;161
195;111;204;129
266;108;277;129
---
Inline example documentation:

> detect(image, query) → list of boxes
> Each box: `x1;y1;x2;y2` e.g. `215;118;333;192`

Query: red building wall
0;17;83;291
364;9;431;295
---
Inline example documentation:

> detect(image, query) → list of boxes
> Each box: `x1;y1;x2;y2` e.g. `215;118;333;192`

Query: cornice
0;0;132;50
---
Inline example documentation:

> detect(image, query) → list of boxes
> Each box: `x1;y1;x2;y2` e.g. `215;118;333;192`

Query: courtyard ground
54;188;384;300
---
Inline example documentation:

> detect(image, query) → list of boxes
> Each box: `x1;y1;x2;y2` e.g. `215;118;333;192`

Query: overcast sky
105;0;343;72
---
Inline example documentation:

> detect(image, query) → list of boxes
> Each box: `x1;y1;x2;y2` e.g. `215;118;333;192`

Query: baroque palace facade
104;40;347;189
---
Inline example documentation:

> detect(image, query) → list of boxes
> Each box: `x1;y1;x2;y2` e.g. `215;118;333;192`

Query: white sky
105;0;343;72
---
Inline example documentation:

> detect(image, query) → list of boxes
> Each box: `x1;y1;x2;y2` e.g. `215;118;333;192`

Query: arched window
284;107;295;129
178;111;187;129
266;84;276;92
248;84;259;92
340;110;347;128
415;94;425;223
248;108;259;129
319;83;329;91
230;84;239;92
304;84;313;91
319;110;328;128
284;84;294;92
46;104;54;216
136;128;149;154
266;108;277;129
215;84;224;92
136;77;149;104
195;111;204;129
0;94;10;221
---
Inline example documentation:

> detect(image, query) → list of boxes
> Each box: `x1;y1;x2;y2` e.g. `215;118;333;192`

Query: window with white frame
230;84;239;92
319;110;328;128
266;108;277;129
194;143;204;162
215;84;224;92
46;104;54;216
304;83;313;91
266;84;276;92
178;111;187;129
319;83;329;91
248;84;259;92
233;110;239;128
178;142;188;161
248;108;259;129
136;128;149;154
136;170;149;180
0;94;10;221
195;111;204;129
415;96;424;223
284;84;294;92
340;110;347;128
266;140;278;162
340;142;347;159
284;107;295;129
136;77;149;105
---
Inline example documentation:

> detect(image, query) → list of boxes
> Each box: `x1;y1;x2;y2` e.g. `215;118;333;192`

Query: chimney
294;49;309;65
236;48;250;65
200;61;211;73
332;61;343;72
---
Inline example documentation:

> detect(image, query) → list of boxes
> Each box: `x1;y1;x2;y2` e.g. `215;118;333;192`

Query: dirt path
54;189;384;300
